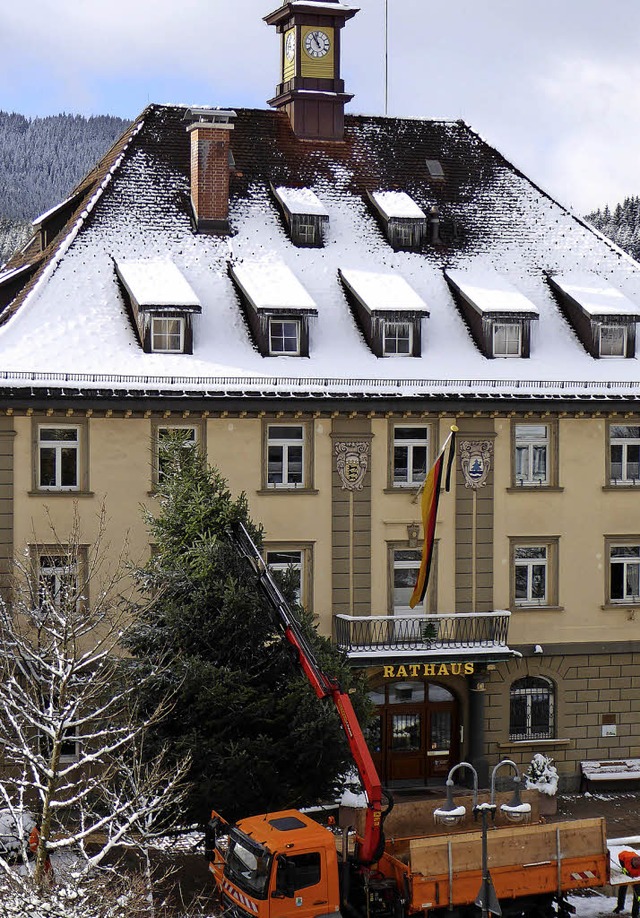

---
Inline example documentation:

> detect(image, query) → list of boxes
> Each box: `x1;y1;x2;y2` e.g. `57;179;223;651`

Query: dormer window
115;259;201;355
230;260;318;357
272;185;329;248
151;316;185;353
383;321;412;356
269;318;301;356
339;268;429;358
367;190;427;251
600;324;627;357
548;272;640;359
493;322;521;357
445;267;539;359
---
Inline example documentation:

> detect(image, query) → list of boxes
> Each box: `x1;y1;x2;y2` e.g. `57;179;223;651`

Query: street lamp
473;801;501;918
433;762;478;827
490;759;531;825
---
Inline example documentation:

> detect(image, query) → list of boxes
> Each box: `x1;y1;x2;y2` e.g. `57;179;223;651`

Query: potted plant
525;753;559;816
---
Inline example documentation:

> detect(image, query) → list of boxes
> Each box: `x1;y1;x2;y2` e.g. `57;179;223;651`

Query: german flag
409;428;457;609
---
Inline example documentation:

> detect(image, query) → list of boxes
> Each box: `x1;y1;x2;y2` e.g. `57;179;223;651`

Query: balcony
334;611;514;664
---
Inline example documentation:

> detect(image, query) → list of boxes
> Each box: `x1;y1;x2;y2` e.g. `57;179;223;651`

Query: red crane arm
229;522;388;864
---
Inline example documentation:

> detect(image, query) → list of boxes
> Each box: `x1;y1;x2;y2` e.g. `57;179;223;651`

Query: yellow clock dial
304;29;331;58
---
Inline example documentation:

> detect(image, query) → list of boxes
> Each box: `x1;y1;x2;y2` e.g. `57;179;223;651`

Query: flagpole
413;425;458;503
384;0;389;116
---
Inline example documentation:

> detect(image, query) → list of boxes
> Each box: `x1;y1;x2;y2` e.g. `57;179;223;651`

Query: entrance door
368;681;459;785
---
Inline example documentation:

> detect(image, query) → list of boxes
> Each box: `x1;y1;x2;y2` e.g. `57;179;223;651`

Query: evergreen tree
123;439;369;825
587;195;640;261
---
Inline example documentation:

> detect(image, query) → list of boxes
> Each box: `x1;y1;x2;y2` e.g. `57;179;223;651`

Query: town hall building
0;0;639;790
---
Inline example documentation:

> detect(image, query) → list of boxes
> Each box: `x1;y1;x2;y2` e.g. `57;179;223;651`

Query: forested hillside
586;197;640;263
0;111;130;266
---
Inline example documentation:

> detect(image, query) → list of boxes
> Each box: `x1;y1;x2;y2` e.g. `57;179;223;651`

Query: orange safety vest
619;851;640;878
29;826;40;854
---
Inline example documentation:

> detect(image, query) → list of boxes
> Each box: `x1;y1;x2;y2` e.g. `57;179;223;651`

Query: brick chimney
185;108;236;234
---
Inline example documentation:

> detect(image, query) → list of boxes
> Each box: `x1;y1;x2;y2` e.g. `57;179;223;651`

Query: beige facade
4;402;640;791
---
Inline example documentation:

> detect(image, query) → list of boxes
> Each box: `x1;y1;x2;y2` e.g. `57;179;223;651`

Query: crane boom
228;521;389;864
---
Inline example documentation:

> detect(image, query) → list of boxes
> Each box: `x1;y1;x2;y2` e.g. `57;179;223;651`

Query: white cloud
536;57;640;211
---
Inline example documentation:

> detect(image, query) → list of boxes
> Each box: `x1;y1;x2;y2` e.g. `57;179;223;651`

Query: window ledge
602;484;640;491
506;486;564;493
29;490;94;498
257;488;319;496
384;486;422;495
601;602;640;611
511;605;564;613
498;738;572;749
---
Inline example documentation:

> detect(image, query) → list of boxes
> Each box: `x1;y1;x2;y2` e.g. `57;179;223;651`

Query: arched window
509;676;555;741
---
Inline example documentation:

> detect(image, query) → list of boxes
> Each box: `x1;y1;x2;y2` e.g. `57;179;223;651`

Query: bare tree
0;504;189;890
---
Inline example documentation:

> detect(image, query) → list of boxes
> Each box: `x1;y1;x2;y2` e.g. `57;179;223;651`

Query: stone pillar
468;671;489;787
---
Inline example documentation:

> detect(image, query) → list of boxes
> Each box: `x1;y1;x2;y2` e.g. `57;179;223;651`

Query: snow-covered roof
550;272;640;319
32;194;77;227
230;260;318;314
340;268;429;314
1;104;640;400
274;186;329;217
290;1;358;10
370;190;427;221
115;259;201;311
446;268;540;316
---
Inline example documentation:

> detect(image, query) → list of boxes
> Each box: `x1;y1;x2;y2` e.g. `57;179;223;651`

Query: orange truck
206;524;609;918
207;807;608;918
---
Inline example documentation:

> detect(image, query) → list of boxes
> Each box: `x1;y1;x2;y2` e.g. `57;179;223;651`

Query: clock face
285;30;295;62
304;29;331;58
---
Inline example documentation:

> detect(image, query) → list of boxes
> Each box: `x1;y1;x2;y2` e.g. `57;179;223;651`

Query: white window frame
395;223;414;247
514;544;548;606
151;316;185;353
383;321;412;356
269;318;301;356
59;725;80;762
266;424;305;489
493;322;521;357
609;543;640;603
392;548;423;614
609;425;640;485
38;553;78;613
392;425;429;488
297;222;316;244
599;324;626;357
514;424;549;487
37;426;80;491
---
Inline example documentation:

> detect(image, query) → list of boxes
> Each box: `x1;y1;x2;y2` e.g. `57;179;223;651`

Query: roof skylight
426;159;445;179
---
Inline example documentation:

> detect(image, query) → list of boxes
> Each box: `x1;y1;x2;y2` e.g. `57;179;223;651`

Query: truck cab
209;809;341;918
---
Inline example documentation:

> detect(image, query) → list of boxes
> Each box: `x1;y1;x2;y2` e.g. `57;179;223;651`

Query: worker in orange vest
613;851;640;917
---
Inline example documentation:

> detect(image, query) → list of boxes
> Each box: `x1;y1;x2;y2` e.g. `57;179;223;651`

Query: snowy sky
2;0;639;214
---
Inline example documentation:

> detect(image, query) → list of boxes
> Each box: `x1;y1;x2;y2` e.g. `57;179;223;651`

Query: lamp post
433;760;531;918
490;759;532;825
473;802;500;918
433;762;478;827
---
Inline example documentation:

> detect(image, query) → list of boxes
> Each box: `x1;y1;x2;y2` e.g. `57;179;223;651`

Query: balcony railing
334;611;511;656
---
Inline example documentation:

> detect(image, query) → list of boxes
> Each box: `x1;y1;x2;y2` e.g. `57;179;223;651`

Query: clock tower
264;1;359;141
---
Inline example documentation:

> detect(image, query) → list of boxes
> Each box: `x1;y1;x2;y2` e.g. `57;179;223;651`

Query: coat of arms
335;441;369;491
459;439;493;489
